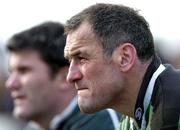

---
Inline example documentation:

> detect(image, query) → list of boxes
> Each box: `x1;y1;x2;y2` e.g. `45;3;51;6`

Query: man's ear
112;43;136;72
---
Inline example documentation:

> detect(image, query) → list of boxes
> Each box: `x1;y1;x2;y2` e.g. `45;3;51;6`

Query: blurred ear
112;43;136;72
54;66;71;91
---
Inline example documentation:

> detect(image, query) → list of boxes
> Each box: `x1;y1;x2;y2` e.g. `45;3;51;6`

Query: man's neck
115;58;152;117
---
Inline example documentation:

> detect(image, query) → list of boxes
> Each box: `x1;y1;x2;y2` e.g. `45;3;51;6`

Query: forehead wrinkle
64;41;83;60
65;37;93;59
65;22;97;59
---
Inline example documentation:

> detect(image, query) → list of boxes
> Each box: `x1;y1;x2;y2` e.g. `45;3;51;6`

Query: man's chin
13;107;29;120
79;103;101;114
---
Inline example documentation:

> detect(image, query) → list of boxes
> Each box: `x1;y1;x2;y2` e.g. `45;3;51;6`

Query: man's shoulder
57;108;121;130
75;109;121;130
155;64;180;104
150;65;180;129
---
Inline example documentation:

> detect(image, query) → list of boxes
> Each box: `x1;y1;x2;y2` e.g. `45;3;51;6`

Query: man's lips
12;95;26;105
77;88;88;91
75;83;87;90
13;95;25;99
11;93;26;101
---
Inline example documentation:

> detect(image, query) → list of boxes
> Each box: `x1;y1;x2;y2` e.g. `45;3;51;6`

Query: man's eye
78;56;87;64
77;56;84;60
18;67;30;74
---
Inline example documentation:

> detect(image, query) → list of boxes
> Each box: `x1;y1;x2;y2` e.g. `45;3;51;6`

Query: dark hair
7;21;69;76
65;3;155;61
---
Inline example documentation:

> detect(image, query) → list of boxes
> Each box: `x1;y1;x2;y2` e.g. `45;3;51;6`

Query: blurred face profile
6;50;60;120
65;22;123;113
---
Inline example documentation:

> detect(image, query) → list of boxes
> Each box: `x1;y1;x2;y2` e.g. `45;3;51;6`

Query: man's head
64;3;155;115
65;3;154;61
6;22;75;126
7;22;68;76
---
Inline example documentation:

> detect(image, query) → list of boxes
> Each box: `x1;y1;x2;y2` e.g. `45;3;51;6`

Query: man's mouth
77;87;88;90
12;94;26;104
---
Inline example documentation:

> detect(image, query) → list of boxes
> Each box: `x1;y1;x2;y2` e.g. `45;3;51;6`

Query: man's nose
5;74;20;90
66;61;82;83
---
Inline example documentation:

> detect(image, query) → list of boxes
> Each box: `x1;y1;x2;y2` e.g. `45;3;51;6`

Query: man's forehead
10;50;42;64
64;40;84;59
9;54;32;69
65;28;95;58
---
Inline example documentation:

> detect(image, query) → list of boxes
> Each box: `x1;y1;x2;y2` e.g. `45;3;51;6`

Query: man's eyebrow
70;51;81;58
64;49;81;60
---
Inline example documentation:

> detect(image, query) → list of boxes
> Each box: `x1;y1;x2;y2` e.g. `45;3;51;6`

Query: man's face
6;50;60;120
65;22;123;113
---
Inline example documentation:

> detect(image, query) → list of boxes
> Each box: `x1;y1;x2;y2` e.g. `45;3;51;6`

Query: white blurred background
0;0;179;43
0;0;180;64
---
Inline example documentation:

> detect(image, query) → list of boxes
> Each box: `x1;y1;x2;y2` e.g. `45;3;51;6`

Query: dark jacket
135;56;180;130
120;56;180;130
23;102;121;130
55;105;121;130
